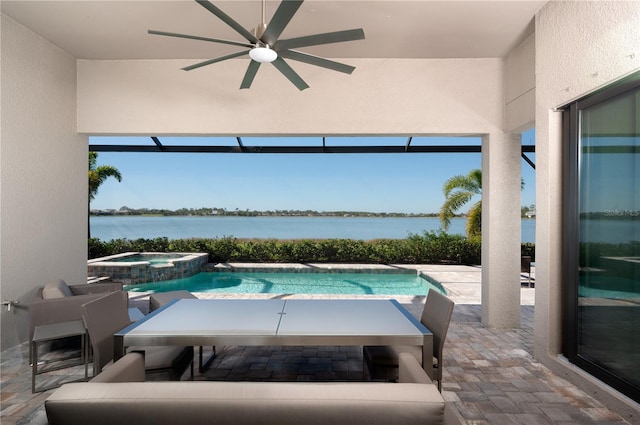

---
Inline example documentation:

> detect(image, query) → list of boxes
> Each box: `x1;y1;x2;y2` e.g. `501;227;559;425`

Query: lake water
91;215;537;242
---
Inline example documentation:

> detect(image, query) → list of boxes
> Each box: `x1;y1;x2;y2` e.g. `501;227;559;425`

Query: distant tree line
90;206;442;218
521;204;536;218
580;210;640;220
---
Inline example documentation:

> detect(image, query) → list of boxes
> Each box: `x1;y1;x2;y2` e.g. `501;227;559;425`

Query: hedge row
89;231;537;265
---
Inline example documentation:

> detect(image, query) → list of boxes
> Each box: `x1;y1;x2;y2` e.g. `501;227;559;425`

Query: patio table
114;298;433;379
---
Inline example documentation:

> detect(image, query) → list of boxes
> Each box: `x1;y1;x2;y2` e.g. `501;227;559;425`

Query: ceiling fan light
249;46;277;63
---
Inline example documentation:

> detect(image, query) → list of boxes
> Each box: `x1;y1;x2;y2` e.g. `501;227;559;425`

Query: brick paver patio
1;265;633;424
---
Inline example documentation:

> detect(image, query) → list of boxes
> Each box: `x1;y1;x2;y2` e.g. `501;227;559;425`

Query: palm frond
439;190;475;230
469;169;482;189
88;153;122;202
466;200;482;238
440;169;482;235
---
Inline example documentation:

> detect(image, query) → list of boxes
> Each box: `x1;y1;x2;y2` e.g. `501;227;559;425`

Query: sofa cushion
42;279;73;299
45;381;445;425
398;352;432;385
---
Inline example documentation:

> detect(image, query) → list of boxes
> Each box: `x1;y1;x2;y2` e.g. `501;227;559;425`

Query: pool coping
207;262;424;274
87;251;208;266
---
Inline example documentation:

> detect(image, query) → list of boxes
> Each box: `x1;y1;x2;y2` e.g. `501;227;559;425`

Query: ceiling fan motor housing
251;22;267;39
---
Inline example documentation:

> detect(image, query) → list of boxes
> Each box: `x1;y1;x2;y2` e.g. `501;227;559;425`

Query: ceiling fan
149;0;365;91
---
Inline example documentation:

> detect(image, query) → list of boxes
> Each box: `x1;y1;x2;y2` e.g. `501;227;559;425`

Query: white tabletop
115;298;431;366
128;299;286;336
278;299;424;336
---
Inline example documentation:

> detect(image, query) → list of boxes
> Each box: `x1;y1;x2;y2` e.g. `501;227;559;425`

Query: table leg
114;334;125;362
31;341;37;393
82;333;88;380
199;346;216;373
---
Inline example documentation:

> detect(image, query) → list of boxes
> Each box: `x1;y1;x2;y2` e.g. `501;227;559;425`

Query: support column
481;132;522;328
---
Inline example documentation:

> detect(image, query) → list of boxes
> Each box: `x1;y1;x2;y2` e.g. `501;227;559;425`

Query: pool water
114;254;185;264
579;276;640;300
125;271;446;296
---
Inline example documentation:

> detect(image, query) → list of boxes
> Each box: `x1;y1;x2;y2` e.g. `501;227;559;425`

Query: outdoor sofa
45;351;461;425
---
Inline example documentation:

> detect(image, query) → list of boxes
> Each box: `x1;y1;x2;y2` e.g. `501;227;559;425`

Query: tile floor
1;265;634;424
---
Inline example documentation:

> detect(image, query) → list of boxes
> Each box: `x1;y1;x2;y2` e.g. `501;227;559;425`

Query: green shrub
88;234;524;266
521;242;535;261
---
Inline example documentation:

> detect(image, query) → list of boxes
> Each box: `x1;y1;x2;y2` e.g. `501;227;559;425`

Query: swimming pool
113;254;186;264
579;276;640;300
125;271;446;296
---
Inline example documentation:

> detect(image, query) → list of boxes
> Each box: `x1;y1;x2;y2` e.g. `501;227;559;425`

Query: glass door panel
577;87;640;393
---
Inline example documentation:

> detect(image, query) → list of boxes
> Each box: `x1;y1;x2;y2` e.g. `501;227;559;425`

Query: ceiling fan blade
182;50;250;71
261;0;304;46
240;60;261;89
279;50;355;74
275;28;365;50
195;0;259;44
271;57;309;91
148;30;253;48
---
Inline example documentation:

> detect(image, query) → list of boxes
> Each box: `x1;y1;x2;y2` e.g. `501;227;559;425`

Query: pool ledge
208;262;419;275
88;252;208;284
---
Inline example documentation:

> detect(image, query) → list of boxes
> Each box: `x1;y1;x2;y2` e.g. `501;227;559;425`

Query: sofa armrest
69;282;123;296
398;352;433;384
90;352;146;383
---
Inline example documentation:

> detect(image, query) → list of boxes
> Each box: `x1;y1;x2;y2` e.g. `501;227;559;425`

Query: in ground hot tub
87;252;208;284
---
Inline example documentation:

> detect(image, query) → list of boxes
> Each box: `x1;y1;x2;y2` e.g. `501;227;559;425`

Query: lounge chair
521;255;533;287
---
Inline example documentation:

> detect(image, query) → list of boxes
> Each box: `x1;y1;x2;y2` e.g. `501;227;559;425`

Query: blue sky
90;130;536;214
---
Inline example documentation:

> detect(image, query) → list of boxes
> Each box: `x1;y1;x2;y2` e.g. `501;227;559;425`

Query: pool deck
1;264;633;424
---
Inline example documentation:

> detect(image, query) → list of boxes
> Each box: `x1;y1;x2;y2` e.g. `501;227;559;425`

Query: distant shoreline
90;209;441;218
91;212;537;220
90;215;538;243
91;213;443;218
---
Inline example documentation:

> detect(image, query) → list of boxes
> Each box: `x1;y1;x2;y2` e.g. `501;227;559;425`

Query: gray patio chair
149;290;215;371
29;279;123;363
363;289;454;391
521;255;533;287
81;291;193;380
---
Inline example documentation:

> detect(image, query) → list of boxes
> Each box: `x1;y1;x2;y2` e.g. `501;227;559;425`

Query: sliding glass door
564;73;640;402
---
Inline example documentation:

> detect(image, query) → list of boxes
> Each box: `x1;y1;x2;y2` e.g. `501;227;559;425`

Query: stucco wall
505;34;535;132
535;0;640;417
0;14;87;351
77;58;505;135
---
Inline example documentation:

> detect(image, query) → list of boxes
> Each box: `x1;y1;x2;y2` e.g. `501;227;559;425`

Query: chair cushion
364;345;436;367
42;279;73;299
149;290;197;311
128;345;192;370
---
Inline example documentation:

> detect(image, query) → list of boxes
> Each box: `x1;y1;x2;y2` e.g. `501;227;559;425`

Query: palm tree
439;169;482;238
88;152;122;237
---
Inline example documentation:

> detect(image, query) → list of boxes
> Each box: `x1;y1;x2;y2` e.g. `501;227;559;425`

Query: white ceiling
2;0;546;60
